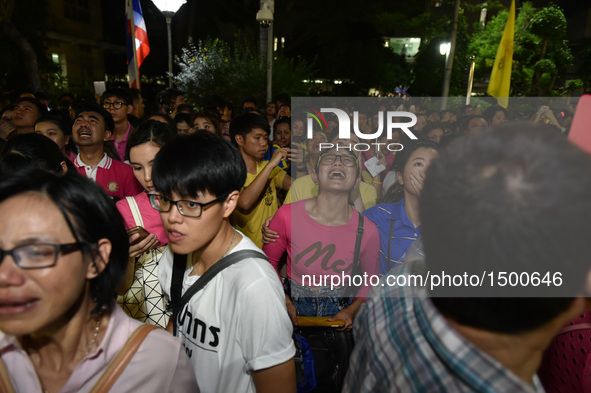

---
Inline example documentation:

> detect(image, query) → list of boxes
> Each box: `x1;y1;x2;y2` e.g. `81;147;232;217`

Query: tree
468;2;574;96
409;4;471;97
173;38;315;106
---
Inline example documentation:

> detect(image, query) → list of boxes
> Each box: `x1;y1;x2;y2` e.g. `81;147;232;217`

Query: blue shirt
343;260;546;393
363;199;419;274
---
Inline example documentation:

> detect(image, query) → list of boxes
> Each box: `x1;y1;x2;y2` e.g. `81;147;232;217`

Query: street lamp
257;0;274;103
152;0;186;88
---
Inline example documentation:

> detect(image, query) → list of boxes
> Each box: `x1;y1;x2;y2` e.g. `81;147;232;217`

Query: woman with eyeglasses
0;169;197;392
115;120;173;328
263;148;380;330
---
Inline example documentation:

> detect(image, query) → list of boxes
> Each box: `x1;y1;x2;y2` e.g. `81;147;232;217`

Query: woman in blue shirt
364;139;439;274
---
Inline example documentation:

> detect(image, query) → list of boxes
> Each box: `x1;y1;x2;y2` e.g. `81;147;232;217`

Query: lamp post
440;0;461;110
257;0;274;103
152;0;186;88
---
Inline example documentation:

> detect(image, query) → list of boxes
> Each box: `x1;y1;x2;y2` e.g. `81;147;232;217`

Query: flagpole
128;0;141;89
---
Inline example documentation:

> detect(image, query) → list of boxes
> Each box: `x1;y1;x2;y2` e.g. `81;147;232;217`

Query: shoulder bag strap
171;252;188;335
0;358;15;393
346;214;365;298
89;325;158;393
125;196;144;228
172;250;268;334
353;214;364;270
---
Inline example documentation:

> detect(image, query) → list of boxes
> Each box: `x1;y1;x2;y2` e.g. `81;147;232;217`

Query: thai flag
126;0;150;88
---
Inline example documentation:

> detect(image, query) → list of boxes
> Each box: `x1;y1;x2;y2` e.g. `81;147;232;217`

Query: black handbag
295;327;354;392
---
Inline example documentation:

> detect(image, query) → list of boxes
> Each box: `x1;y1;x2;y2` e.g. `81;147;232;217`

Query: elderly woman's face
0;193;95;336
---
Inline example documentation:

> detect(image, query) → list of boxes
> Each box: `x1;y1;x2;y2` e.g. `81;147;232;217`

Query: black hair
273;117;291;131
126;120;173;161
101;88;133;105
422;124;591;333
14;97;48;116
482;104;508;124
173;112;193;128
459;114;487;132
0;133;75;175
176;104;194;115
75;103;115;132
152;131;246;199
35;114;72;137
421;122;445;135
274;93;290;107
229;113;270;147
127;88;141;103
149;113;173;125
193;111;219;133
383;138;439;203
0;169;128;315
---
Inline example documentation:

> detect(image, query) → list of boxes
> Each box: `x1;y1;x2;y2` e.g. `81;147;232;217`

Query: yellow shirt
231;161;287;248
284;174;377;209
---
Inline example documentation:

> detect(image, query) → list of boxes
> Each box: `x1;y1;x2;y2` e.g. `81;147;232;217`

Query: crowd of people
0;87;588;393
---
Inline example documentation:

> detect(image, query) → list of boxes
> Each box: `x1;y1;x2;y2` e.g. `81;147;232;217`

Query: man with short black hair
460;114;488;135
126;88;144;128
12;97;47;135
152;132;296;393
101;88;134;160
229;113;292;248
344;124;591;392
72;103;142;200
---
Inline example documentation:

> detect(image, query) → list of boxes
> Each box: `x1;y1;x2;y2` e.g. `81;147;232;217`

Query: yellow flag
487;0;515;108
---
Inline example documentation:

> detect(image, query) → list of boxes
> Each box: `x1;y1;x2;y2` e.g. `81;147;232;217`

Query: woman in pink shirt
116;120;173;328
263;148;380;330
0;169;197;392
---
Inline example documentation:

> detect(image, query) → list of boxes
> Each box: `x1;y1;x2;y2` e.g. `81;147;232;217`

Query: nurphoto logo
304;106;418;152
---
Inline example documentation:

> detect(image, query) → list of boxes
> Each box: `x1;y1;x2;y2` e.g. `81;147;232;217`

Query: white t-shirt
159;233;295;393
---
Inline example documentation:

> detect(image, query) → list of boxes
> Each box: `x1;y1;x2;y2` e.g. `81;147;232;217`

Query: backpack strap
171;249;268;335
89;324;158;393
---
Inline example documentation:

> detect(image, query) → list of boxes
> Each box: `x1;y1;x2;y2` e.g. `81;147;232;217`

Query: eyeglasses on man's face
149;192;227;218
0;242;85;269
102;101;128;110
318;153;358;167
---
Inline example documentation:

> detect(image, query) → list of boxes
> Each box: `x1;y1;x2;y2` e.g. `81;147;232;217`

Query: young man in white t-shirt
151;131;296;393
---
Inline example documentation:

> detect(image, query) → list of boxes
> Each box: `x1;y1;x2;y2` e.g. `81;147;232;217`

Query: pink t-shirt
116;191;169;246
263;200;380;298
109;122;132;161
0;305;198;393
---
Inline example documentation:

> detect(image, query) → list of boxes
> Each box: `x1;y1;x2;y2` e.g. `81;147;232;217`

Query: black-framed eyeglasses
318;153;358;167
102;102;128;109
149;192;227;218
0;242;86;269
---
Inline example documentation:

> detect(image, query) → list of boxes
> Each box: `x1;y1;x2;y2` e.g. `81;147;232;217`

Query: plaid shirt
343;260;546;393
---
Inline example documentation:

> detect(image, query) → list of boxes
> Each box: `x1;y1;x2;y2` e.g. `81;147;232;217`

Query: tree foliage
173;38;316;106
468;2;573;96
